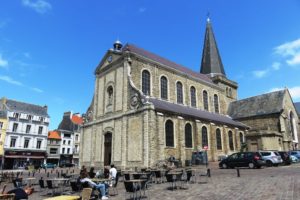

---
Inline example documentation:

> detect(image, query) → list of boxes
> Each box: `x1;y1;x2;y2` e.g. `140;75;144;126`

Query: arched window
160;76;168;100
214;94;219;113
190;86;196;107
107;86;113;106
185;123;192;148
216;129;222;150
165;120;174;147
228;131;234;150
142;70;150;95
239;132;244;144
203;90;208;111
176;82;183;104
290;112;296;140
229;88;232;97
202;126;208;148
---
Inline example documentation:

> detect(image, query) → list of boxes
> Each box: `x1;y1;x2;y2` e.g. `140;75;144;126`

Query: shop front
4;151;46;169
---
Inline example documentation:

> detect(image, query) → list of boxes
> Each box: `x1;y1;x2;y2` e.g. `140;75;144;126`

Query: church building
80;18;249;168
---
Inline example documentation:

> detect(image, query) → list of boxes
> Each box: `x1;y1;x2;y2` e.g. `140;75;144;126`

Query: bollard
57;172;60;178
207;168;211;177
33;172;35;177
72;169;74;173
28;171;30;176
47;172;49;177
237;168;240;177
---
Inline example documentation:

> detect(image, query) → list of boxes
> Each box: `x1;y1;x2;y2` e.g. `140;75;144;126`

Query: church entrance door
104;132;112;166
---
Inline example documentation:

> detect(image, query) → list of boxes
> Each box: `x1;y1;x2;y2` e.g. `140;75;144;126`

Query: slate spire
200;17;226;76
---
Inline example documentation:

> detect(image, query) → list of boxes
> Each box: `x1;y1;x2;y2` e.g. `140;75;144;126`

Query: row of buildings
0;97;82;169
80;18;300;169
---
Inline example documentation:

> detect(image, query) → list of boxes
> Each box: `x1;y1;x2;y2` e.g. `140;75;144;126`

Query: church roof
295;102;300;116
228;90;286;119
200;18;226;76
123;44;213;84
149;98;247;129
0;98;49;117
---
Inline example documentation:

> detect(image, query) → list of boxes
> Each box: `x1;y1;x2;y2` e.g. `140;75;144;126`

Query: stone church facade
80;19;248;169
228;89;300;151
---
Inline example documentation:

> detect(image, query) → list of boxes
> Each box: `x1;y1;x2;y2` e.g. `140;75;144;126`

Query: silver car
259;151;283;166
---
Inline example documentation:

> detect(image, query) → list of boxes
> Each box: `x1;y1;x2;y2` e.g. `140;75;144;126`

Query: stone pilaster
121;116;127;168
178;116;186;165
157;114;165;161
143;109;149;167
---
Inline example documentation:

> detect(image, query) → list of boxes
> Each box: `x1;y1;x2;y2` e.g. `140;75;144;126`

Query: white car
259;151;283;166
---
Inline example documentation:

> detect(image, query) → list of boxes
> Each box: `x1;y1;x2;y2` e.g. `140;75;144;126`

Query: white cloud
0;75;23;86
271;62;281;70
274;38;300;66
287;53;300;66
22;0;52;14
252;69;269;78
269;86;300;100
139;7;146;13
0;54;8;68
31;87;43;93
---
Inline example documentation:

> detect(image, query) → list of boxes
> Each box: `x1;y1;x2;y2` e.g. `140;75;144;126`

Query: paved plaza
2;162;300;200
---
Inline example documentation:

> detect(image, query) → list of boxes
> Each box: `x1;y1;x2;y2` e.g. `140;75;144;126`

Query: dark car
219;152;265;169
59;163;76;168
278;151;291;165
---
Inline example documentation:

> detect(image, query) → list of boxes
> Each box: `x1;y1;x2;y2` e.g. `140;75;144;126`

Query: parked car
289;150;300;160
219;152;265;169
259;151;283;166
59;163;76;168
41;163;57;169
278;151;291;165
290;155;299;163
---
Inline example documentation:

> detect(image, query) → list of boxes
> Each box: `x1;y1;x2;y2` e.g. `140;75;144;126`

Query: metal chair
46;180;58;196
124;181;140;200
165;174;176;190
0;194;15;200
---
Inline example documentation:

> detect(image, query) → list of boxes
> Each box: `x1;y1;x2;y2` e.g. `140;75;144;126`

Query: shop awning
5;155;45;159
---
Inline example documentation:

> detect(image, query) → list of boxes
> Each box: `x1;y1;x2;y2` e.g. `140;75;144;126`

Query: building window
239;132;244;144
75;145;78;153
68;140;71;145
64;134;71;138
107;86;114;106
39;117;44;122
142;70;151;95
36;140;42;149
10;138;16;147
160;76;168;100
75;135;79;142
176;82;183;104
62;148;65;154
63;140;66;145
13;113;19;119
67;148;70;154
228;131;234;151
165;120;174;147
202;126;208;148
0;122;3;129
216;129;222;150
27;115;32;120
190;86;196;107
12;123;18;132
185;123;193;148
290;112;296;140
38;126;43;134
214;94;219;113
24;139;30;148
26;125;31;133
203;90;209;111
50;148;57;154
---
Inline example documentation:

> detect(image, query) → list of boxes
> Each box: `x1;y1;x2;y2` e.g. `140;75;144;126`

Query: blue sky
1;0;300;130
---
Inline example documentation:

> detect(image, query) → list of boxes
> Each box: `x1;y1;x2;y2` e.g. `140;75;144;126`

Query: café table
127;179;147;199
48;178;70;193
24;177;36;187
166;171;182;189
43;195;80;200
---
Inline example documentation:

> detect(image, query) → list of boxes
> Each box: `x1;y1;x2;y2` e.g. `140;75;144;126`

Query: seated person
80;171;109;200
88;167;96;178
7;188;28;200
